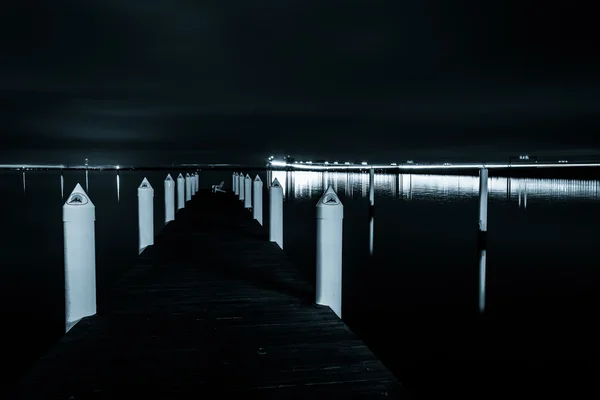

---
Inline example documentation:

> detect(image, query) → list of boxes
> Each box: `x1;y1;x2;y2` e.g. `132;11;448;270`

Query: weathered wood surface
9;190;405;399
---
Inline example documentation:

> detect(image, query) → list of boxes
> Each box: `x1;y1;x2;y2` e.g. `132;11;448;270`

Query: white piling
269;178;284;249
63;183;96;332
253;175;263;225
138;178;154;255
315;186;344;319
185;173;192;202
478;168;488;234
195;172;200;193
164;174;175;224
177;173;185;210
233;172;239;196
239;172;245;201
369;168;375;206
244;174;252;209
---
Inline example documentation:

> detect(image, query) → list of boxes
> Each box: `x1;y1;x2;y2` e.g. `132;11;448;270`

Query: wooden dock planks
9;189;405;399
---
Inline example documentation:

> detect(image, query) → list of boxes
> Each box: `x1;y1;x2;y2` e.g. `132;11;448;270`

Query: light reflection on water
273;171;600;203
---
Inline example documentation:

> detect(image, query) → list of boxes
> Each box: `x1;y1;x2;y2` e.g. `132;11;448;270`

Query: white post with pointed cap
478;168;488;234
233;173;239;196
63;183;96;332
316;186;344;319
253;175;263;225
239;172;245;201
269;178;283;249
195;172;200;193
164;174;175;224
185;173;192;202
138;178;154;254
244;174;252;209
177;173;185;210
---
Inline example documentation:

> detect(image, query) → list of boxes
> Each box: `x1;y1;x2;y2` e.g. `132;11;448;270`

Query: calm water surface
1;169;599;398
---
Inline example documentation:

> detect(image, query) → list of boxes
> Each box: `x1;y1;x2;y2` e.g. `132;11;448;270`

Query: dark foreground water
1;169;599;398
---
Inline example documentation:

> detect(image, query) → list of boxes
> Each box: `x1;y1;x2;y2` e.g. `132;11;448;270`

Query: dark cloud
1;1;599;163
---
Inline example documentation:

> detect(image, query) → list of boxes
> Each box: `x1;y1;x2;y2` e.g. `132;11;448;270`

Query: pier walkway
9;190;403;399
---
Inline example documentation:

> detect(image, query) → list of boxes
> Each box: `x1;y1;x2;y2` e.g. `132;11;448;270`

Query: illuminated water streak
274;171;600;204
116;171;120;202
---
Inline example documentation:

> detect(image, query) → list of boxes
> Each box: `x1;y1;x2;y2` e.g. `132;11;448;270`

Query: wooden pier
9;189;404;399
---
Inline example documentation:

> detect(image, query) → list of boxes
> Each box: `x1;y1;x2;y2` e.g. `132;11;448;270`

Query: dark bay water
1;169;599;398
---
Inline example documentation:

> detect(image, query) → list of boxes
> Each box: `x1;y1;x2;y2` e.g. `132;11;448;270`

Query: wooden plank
8;190;407;399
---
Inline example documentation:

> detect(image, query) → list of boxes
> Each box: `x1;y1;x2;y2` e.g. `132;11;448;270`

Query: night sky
1;1;599;165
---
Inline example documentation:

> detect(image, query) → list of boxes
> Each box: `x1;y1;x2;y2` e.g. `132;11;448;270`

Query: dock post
195;172;199;193
478;168;488;246
164;174;175;224
369;167;375;207
177;173;185;210
63;183;96;332
316;186;344;319
233;172;238;194
239;172;245;202
138;178;154;254
269;178;283;249
189;173;195;194
244;174;252;209
185;173;192;202
253;175;263;225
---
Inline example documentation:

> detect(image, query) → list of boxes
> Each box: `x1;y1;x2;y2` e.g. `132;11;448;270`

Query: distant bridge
2;160;600;172
269;160;600;171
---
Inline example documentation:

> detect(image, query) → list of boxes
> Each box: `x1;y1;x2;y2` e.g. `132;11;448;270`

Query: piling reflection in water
22;171;26;193
478;246;487;313
369;215;374;256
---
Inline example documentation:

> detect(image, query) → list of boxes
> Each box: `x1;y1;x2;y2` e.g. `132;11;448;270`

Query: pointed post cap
185;173;190;177
316;186;343;219
139;177;153;189
271;177;281;187
234;172;238;176
245;174;251;179
194;172;199;176
317;186;342;207
64;183;94;207
254;175;262;182
165;174;173;181
177;173;184;179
